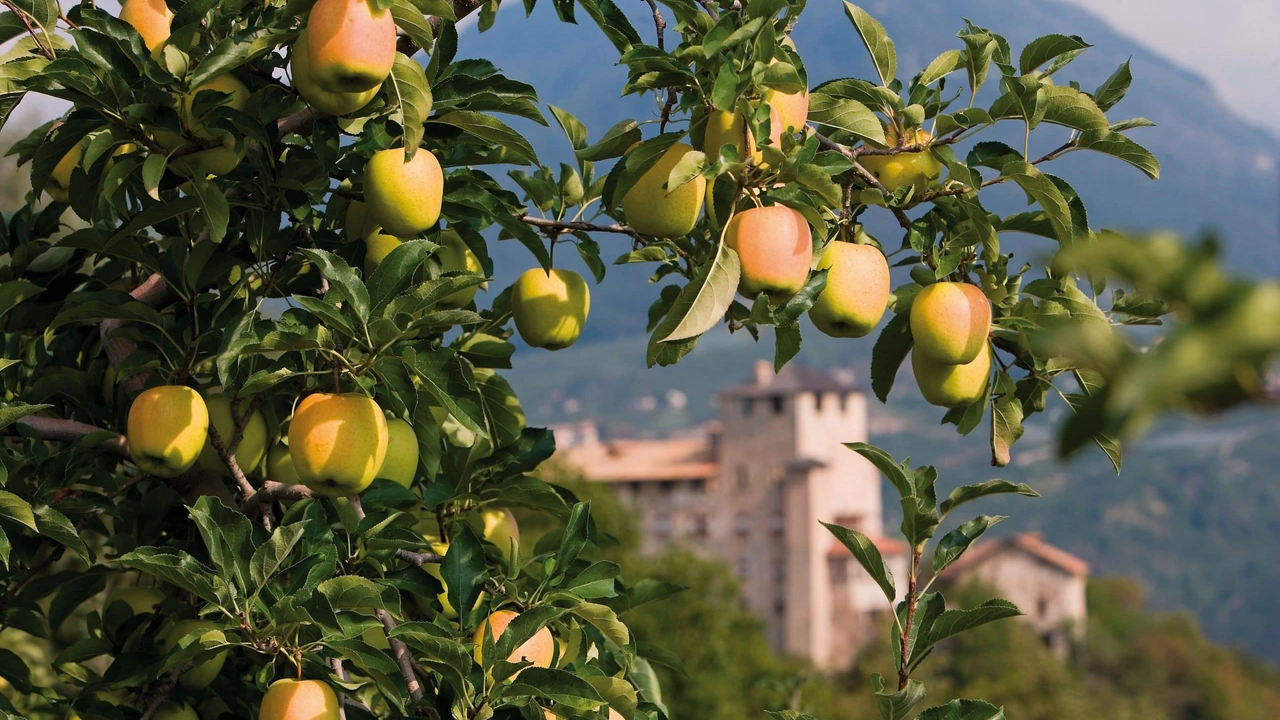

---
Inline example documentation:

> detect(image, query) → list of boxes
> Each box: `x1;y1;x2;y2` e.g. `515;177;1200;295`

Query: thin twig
898;546;922;691
137;662;192;720
12;417;129;456
695;0;719;21
0;0;54;59
519;214;639;240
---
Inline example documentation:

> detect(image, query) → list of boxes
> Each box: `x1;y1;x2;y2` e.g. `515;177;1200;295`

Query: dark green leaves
390;54;434;157
431;111;539;165
939;480;1039;516
843;3;896;86
441;522;487;617
660;242;739;343
931;515;1003;574
299;249;371;322
917;700;1006;720
1018;34;1090;75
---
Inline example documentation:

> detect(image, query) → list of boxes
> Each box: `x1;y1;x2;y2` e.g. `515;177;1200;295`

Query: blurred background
5;0;1280;717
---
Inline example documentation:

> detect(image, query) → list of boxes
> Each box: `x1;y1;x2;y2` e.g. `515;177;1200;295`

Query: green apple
482;508;520;564
436;229;485;309
859;127;943;194
196;393;268;477
162;620;228;690
166;74;251;179
266;443;301;485
511;268;590;351
363;230;402;277
377;418;419;487
104;586;165;616
912;343;991;407
808;235;890;338
127;386;210;478
620;142;706;238
154;702;198;720
364;147;443;237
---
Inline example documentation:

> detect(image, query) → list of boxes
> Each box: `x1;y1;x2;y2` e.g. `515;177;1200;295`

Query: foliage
0;0;1273;718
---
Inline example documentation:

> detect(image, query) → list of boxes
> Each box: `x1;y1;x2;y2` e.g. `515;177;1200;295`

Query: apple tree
1;0;1276;719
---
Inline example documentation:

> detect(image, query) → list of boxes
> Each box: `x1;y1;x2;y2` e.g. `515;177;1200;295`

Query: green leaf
191;27;289;87
318;575;385;613
918;49;964;87
0;490;36;531
869;310;912;403
430;111;538;165
0;402;50;431
1002;161;1072;245
1037;85;1108;132
390;54;434;158
1018;34;1090;74
34;505;90;562
189;178;229;244
916;599;1021;666
390;0;435;52
660;242;739;342
0;280;41;319
298;249;371;322
570;601;630;649
807;94;885;144
917;700;1005;720
1077;130;1160;180
845;442;916;502
367;239;438;313
939;480;1039;516
990;393;1024;467
842;3;896;86
822;522;895;602
872;674;925;720
549;105;587;151
576;119;641;162
500;667;607;709
576;0;641;54
961;34;997;105
249;522;306;593
932;515;1004;574
119;547;223;605
442;523;486;617
1092;59;1132;111
188;496;254;595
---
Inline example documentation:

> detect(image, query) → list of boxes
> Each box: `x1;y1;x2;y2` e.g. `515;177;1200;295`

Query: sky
1059;0;1280;138
4;0;1278;140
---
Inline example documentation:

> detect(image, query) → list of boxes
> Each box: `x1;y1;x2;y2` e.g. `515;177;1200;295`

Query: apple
620;142;706;238
165;74;250;179
702;106;783;165
266;443;301;485
119;0;173;57
910;281;991;364
104;586;164;616
511;269;590;351
436;228;485;309
808;237;889;338
162;620;227;690
344;198;370;241
363;230;402;276
305;0;394;93
364;147;444;237
377;418;419;487
859;127;943;194
912;343;992;407
154;702;198;720
259;679;340;720
290;30;380;116
473;609;554;672
725;205;812;300
288;393;389;497
45;143;83;204
127;386;210;477
482;509;520;564
196;393;268;477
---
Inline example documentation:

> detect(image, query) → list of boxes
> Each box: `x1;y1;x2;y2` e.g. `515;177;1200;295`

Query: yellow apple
702;106;783;165
909;281;991;364
808;237;889;338
167;74;250;178
473;609;554;672
259;679;340;720
482;509;519;563
511;269;590;351
305;0;395;93
154;702;198;720
196;393;268;477
363;230;402;276
119;0;173;57
364;147;444;237
288;393;389;497
620;142;706;238
290;29;380;116
127;386;209;477
344;198;370;240
377;418;418;487
104;586;164;616
912;343;991;407
436;228;485;309
725;205;812;300
859;127;943;194
162;620;227;690
45;143;83;204
266;443;301;485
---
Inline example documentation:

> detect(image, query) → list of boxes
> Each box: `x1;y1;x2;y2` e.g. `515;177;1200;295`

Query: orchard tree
1;0;1277;719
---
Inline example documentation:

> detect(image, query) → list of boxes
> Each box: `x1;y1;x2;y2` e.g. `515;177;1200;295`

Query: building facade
558;361;1086;670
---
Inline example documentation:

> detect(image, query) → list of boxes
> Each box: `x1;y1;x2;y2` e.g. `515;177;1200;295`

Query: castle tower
713;360;905;669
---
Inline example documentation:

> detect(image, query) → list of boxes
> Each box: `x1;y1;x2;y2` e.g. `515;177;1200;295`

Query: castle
557;360;1087;669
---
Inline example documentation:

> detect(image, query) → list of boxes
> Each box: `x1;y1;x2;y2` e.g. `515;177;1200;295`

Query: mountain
458;2;1280;659
462;0;1280;342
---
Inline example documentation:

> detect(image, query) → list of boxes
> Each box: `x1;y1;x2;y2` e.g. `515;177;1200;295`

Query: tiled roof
719;360;858;398
944;532;1090;577
559;436;717;483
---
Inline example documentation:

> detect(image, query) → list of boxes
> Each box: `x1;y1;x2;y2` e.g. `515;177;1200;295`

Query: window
813;392;823;411
772;561;786;583
659;481;674;494
771;395;785;415
735;466;749;491
691;514;709;538
734;513;752;536
654;513;671;539
736;557;751;578
689;479;705;494
1037;596;1050;619
770;512;785;536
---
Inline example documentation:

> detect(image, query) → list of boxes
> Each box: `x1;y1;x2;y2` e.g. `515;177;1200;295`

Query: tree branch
137;662;192;720
0;0;54;60
519;214;639;240
13;416;129;457
100;274;173;394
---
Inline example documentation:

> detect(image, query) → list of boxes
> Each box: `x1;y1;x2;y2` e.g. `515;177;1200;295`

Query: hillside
462;0;1280;341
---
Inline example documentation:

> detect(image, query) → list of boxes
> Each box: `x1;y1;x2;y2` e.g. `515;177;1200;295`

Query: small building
558;361;1088;669
944;532;1090;657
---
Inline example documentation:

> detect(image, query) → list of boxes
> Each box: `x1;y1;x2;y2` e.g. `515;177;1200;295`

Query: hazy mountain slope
459;0;1280;342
